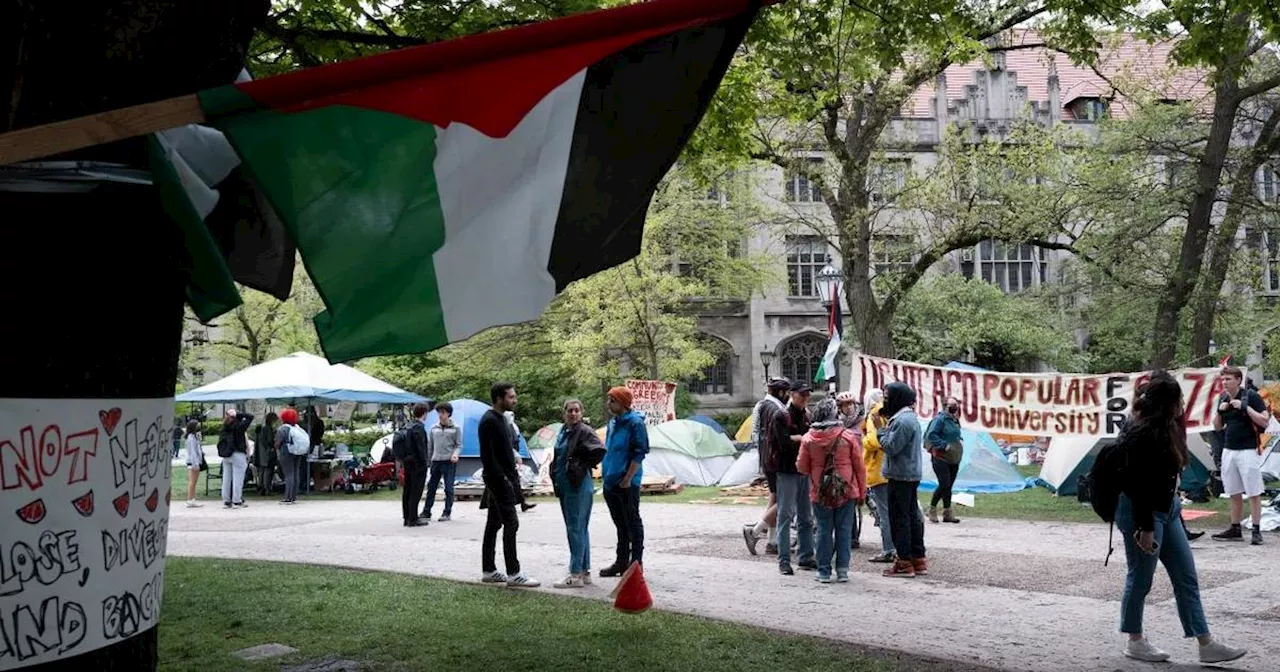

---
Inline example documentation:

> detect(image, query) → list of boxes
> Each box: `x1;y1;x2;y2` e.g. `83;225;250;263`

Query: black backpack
391;427;411;461
1077;436;1130;565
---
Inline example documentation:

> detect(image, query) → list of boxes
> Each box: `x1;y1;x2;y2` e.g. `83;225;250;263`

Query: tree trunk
1150;79;1241;368
1189;107;1280;361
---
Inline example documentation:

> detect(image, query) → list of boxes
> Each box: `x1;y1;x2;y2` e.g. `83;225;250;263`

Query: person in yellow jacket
861;389;895;563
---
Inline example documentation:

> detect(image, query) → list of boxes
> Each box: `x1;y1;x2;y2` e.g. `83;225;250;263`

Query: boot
927;506;939;524
883;559;916;578
911;557;929;575
943;508;960;523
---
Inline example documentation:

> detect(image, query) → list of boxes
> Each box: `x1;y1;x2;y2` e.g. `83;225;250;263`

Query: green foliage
891;275;1079;371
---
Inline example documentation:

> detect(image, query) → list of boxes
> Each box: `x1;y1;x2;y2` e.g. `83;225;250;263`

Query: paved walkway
167;498;1279;671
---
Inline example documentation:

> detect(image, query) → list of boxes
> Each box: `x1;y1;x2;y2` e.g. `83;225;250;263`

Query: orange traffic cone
610;561;652;614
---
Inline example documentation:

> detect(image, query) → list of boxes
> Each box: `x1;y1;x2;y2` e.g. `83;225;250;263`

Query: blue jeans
775;473;815;567
423;460;456;517
868;484;894;554
556;475;594;574
1115;494;1209;637
814;500;854;577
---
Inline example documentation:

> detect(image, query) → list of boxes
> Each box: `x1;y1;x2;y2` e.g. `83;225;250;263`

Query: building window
1263;230;1280;294
872;234;914;276
785;158;825;203
1070;97;1108;121
1260;164;1279;203
704;171;734;204
685;337;733;395
779;335;826;385
787;236;828;297
870;159;911;204
978;240;1048;293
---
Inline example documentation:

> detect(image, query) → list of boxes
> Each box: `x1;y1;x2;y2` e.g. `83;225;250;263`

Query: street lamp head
759;347;774;368
815;263;843;304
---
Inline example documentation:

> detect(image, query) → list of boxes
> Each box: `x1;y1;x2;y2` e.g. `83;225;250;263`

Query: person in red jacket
797;398;866;584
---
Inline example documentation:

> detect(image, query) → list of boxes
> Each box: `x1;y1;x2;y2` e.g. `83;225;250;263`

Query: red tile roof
904;31;1211;120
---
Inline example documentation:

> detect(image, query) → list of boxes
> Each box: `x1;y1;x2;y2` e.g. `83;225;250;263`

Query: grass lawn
159;557;967;672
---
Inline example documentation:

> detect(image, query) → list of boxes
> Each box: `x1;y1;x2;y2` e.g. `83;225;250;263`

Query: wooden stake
0;93;205;166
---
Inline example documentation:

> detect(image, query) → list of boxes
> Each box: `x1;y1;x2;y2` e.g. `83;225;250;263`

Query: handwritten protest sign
1;398;172;670
625;380;677;427
849;355;1230;438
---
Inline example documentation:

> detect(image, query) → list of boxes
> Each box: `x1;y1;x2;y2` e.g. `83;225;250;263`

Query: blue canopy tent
423;399;533;482
688;414;729;436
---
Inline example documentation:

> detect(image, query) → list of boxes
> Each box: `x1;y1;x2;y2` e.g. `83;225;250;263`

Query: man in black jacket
478;382;540;588
401;403;431;527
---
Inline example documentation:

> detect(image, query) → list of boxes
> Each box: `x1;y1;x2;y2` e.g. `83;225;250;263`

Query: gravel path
167;497;1279;671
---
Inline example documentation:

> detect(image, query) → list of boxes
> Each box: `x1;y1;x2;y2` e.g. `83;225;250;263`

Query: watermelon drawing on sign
144;489;159;513
71;491;94;517
112;492;130;518
16;498;46;525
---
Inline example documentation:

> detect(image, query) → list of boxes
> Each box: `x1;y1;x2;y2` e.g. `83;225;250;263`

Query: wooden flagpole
0;93;205;166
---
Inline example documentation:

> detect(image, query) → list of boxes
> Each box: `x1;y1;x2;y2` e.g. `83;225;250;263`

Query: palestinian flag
815;283;842;383
171;0;762;363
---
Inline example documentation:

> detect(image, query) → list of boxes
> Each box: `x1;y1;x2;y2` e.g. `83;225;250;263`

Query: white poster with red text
625;380;677;427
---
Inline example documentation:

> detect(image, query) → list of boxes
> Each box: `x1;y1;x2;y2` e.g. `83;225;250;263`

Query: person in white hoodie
183;420;204;508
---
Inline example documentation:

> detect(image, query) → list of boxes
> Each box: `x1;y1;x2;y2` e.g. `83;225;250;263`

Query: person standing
275;409;305;505
218;409;254;509
183;420;204;508
551;399;605;588
1113;371;1247;665
743;378;791;555
172;421;184;459
797;398;866;584
862;389;895;563
925;398;963;524
399;403;430;526
600;386;650;578
255;412;280;496
774;383;816;575
1211;366;1267;545
479;382;539;587
875;383;926;577
422;401;462;522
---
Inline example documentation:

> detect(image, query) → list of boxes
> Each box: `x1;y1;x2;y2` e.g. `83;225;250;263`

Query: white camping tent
718;449;760;486
1041;432;1216;496
642;420;738;486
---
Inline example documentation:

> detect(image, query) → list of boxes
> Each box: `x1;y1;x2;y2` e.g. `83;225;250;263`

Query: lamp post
814;263;844;392
760;346;774;384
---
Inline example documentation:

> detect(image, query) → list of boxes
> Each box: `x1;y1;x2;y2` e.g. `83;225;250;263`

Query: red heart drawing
144;489;159;513
99;408;123;435
112;492;130;518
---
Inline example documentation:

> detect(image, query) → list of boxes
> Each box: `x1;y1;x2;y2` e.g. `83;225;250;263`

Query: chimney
935;72;948;141
1047;57;1061;125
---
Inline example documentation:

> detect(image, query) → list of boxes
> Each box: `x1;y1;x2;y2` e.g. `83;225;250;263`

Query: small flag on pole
815;284;842;383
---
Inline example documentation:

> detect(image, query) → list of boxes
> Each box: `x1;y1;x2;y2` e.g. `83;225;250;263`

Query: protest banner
625;380;677;426
849;355;1233;438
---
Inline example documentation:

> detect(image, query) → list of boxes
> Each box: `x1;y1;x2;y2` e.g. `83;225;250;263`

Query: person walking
217;409;254;509
254;412;280;496
422;401;462;522
1113;371;1247;665
183;420;203;508
399;403;430;526
743;378;791;555
599;386;650;578
276;409;306;505
861;389;895;564
875;383;926;577
797;398;866;584
479;382;539;587
1211;366;1267;545
551;399;605;588
925;398;963;524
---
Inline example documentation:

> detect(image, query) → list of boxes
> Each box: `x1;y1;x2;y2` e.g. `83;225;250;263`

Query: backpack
216;434;233;458
391;426;410;461
817;436;852;508
1077;436;1130;565
285;424;311;456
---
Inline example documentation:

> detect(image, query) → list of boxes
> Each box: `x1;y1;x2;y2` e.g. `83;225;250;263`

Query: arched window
686;336;733;395
779;335;826;385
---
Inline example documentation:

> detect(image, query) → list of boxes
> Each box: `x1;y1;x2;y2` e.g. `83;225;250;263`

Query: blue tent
423;399;530;459
688;414;728;436
915;417;1031;494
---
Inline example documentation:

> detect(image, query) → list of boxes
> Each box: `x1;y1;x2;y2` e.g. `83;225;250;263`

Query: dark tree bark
0;3;267;671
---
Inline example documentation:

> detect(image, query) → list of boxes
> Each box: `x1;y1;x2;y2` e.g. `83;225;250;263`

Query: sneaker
797;558;818;571
1198;639;1246;664
1123;638;1170;662
742;526;760;556
868;552;895;564
1212;524;1243;541
232;502;247;508
836;571;849;583
599;563;627;578
779;563;795;576
1185;530;1205;541
520;502;537;513
553;574;586;589
186;500;202;508
279;500;289;505
439;514;451;522
582;571;593;586
507;574;541;588
421;513;433;521
223;502;232;509
1251;527;1264;545
816;573;832;584
764;543;779;556
481;571;509;584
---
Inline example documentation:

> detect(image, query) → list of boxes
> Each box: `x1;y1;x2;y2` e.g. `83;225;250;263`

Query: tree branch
1236;71;1280;103
261;23;426;49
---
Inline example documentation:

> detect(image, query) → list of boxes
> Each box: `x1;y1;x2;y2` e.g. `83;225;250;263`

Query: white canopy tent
176;352;426;404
